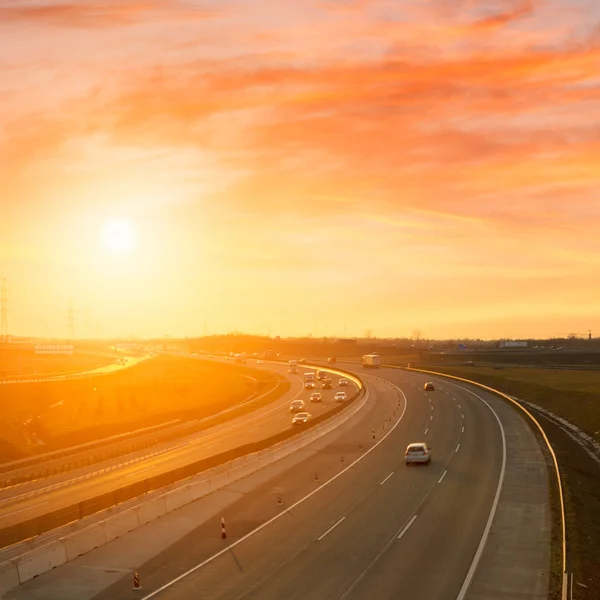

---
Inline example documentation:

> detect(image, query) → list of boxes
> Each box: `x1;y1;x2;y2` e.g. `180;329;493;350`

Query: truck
304;372;315;383
499;341;528;348
288;359;298;373
362;354;380;368
316;370;328;380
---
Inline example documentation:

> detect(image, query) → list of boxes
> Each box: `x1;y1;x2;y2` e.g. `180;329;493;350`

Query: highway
0;361;356;530
77;364;548;600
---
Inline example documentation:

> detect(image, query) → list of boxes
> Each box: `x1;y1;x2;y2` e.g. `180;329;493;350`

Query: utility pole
0;278;8;340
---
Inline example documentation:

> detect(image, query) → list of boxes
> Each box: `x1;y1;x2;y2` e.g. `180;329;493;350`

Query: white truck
288;359;298;374
304;372;316;389
362;354;380;369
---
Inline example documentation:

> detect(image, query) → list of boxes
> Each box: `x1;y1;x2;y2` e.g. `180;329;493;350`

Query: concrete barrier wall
135;496;167;526
0;560;19;596
2;371;368;594
16;542;67;583
103;509;138;543
62;522;107;562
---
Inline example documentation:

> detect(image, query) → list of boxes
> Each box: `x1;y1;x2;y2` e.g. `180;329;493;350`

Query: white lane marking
461;413;464;419
397;515;417;539
438;470;447;484
444;383;507;600
380;472;394;486
424;427;429;435
462;426;464;433
430;415;433;420
458;404;461;409
455;443;460;453
139;384;409;600
317;516;346;541
0;501;48;519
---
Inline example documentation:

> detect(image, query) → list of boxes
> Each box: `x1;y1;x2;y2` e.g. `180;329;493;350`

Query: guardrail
0;365;362;549
392;364;568;600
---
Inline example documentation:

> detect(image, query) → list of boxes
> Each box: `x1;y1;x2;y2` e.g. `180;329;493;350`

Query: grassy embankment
396;363;600;598
0;350;115;378
0;355;280;462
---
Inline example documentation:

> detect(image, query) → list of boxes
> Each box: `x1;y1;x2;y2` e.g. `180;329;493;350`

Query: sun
101;219;137;255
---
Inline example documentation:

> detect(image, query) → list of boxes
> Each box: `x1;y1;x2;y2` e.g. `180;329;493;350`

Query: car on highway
309;392;322;403
257;360;264;364
292;411;312;425
321;379;332;390
290;399;306;413
334;391;347;402
298;358;307;364
405;442;431;465
304;381;315;390
424;382;435;391
327;357;336;364
338;378;349;387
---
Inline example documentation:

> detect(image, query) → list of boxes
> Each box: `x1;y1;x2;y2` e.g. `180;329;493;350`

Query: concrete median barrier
164;486;195;512
62;522;107;561
0;561;19;595
16;541;67;583
134;495;167;526
103;509;138;543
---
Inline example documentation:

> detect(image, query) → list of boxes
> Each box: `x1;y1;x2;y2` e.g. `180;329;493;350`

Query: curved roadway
77;363;549;600
0;361;356;530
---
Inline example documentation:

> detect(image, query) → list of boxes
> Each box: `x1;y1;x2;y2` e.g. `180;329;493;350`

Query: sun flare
101;219;137;255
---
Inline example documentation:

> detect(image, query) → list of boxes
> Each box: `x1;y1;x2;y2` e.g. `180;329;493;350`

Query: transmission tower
0;278;7;339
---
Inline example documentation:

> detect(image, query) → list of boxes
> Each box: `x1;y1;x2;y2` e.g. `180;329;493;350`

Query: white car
292;411;311;425
405;443;431;465
338;378;349;387
304;381;315;390
334;391;347;402
257;360;264;364
309;392;322;403
290;399;305;413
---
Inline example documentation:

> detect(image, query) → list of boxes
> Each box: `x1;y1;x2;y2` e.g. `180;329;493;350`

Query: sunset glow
2;0;600;339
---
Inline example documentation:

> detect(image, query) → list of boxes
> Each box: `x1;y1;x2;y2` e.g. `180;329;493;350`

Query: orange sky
2;0;600;340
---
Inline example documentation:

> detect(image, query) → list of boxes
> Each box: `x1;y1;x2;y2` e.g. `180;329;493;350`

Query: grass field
407;363;600;598
0;355;276;461
0;350;115;378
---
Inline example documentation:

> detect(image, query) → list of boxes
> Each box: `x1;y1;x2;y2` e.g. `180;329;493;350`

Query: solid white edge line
139;383;409;600
380;472;394;486
424;427;429;435
438;470;447;484
455;443;460;453
317;516;346;541
397;514;417;539
450;384;507;600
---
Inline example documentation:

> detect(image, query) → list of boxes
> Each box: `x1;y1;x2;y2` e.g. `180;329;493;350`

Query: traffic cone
221;517;226;540
133;571;141;590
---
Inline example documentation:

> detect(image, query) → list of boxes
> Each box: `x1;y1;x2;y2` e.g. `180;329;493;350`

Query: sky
2;0;600;340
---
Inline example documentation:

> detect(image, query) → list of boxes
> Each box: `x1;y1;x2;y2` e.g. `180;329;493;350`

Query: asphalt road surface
89;366;538;600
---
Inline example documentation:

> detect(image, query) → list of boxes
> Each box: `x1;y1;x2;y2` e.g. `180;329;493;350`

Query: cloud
0;1;220;28
470;0;534;29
